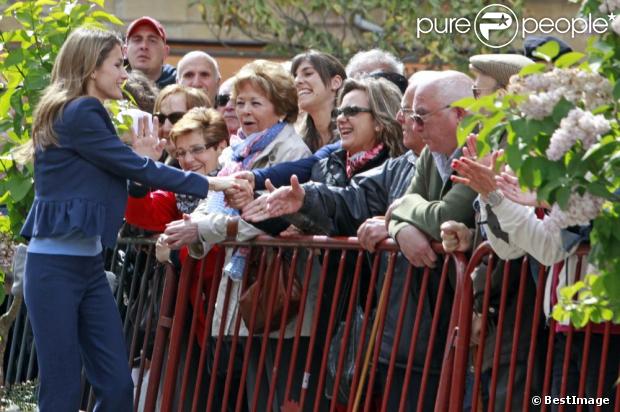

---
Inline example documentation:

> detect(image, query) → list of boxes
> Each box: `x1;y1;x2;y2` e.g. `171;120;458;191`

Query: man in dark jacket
124;16;177;89
243;71;467;409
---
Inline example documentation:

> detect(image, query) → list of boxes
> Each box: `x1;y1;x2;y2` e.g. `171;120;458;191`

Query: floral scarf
345;142;385;178
205;121;286;280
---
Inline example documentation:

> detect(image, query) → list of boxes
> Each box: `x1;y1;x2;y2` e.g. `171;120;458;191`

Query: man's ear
122;44;128;59
454;107;468;121
164;44;170;59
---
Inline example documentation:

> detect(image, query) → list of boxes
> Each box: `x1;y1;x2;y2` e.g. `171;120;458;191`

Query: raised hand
451;149;503;198
462;133;493;167
131;115;165;161
495;171;550;208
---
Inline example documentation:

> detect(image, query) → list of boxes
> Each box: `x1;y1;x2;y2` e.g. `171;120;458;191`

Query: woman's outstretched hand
242;175;305;222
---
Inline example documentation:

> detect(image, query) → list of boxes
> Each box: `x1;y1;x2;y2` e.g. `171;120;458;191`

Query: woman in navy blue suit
20;27;232;411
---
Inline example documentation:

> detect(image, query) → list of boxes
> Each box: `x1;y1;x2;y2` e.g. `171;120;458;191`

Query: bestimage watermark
416;3;614;48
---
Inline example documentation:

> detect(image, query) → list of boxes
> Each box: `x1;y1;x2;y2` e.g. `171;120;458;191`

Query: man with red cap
124;16;177;89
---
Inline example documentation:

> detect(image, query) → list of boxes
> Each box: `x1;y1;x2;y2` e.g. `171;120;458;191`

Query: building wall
110;0;586;79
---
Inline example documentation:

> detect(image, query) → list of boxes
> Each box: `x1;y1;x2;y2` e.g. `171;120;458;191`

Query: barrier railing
4;236;618;412
443;241;620;412
144;235;466;412
1;235;165;412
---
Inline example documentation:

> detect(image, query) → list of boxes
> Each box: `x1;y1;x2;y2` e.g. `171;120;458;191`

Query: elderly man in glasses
385;71;478;267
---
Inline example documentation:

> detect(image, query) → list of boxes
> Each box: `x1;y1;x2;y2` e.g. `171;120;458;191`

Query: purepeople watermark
416;3;615;48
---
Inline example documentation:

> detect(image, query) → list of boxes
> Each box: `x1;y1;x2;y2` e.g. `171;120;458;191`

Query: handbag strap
225;215;240;241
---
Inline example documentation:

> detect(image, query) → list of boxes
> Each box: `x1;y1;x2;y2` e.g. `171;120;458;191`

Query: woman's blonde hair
32;27;123;150
169;107;228;147
338;77;405;157
231;60;298;123
153;84;211;114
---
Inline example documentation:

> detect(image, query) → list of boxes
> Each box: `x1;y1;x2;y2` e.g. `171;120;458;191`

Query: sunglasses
369;71;409;94
174;142;219;160
335;106;372;117
154;111;186;125
410;105;451;126
215;94;230;108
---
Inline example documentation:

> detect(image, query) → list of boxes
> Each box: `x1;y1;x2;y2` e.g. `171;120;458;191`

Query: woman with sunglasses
241;76;405;409
215;77;241;139
125;107;234;411
19;27;233;412
152;84;211;164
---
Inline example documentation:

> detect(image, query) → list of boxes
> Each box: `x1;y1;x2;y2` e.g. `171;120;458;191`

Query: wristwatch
486;190;504;208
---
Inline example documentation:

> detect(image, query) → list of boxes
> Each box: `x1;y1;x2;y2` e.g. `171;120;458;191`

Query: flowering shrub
456;6;620;326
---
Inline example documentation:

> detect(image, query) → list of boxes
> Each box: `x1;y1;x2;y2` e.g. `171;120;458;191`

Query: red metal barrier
144;237;619;412
145;235;467;412
446;242;619;412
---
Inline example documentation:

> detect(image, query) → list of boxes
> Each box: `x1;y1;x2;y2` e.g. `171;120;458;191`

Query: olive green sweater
388;146;477;241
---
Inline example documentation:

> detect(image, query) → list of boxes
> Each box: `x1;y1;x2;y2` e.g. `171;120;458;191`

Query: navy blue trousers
24;252;133;412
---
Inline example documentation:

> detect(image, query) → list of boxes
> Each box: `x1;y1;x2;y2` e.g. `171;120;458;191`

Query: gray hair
345;48;405;78
176;51;221;81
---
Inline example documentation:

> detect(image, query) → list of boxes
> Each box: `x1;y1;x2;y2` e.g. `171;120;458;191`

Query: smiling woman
291;50;346;152
20;27;234;412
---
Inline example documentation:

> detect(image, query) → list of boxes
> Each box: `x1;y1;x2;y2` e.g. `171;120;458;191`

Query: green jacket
388;146;477;241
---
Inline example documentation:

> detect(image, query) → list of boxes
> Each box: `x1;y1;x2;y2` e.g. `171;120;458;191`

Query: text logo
474;4;519;48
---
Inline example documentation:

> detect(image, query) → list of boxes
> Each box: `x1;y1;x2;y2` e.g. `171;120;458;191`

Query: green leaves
532;40;560;62
0;0;124;244
193;0;505;70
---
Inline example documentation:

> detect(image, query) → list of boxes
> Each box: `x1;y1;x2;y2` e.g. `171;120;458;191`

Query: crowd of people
18;14;618;412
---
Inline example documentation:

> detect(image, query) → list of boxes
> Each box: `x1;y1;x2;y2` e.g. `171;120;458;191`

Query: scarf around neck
346;142;384;178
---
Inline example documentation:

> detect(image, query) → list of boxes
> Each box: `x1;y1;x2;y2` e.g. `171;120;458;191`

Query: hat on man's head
126;16;167;43
469;54;535;88
523;35;572;61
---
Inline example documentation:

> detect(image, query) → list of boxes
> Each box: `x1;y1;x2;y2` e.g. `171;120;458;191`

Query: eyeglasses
398;107;415;117
471;85;496;99
173;142;218;159
215;94;230;108
410;105;451;127
154;111;186;125
335;106;372;117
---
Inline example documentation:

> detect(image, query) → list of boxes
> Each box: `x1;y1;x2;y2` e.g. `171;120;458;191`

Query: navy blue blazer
21;97;209;247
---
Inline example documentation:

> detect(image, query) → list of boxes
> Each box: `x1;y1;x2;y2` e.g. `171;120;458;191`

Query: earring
375;126;380;132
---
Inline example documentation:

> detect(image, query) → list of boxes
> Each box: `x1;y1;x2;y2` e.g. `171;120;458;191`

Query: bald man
176;51;221;105
387;71;477;267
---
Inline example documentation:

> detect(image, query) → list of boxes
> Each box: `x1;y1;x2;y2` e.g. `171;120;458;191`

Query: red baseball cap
126;16;167;42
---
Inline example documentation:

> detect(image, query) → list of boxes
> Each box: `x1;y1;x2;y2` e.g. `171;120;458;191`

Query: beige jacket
189;123;312;337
